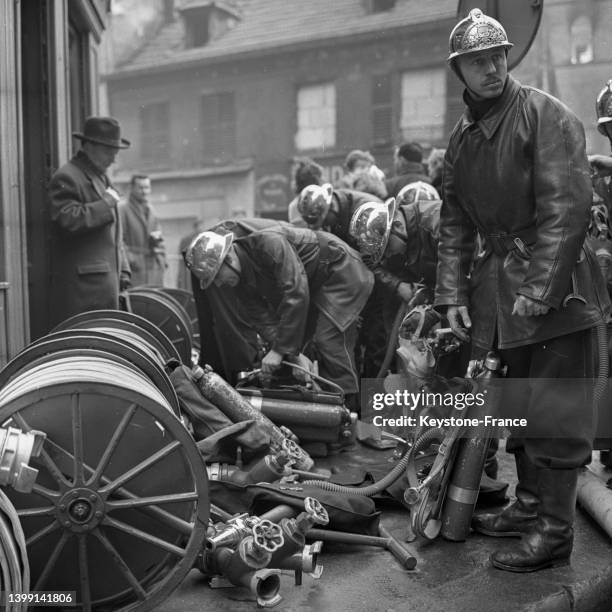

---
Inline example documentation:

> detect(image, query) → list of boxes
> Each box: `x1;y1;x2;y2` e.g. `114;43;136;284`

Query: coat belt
484;227;537;257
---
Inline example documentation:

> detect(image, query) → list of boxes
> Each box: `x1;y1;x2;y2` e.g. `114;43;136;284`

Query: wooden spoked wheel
0;356;208;610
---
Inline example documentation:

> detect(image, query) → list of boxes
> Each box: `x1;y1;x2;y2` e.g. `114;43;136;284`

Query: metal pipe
306;527;417;570
577;467;612;540
238;393;350;442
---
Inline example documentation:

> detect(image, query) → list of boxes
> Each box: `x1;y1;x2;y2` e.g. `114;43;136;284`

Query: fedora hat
73;116;131;149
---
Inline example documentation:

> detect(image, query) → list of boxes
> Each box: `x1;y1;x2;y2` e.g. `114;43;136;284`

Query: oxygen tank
440;352;503;542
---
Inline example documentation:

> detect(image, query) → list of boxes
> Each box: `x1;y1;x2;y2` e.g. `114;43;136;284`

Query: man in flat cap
48;116;132;327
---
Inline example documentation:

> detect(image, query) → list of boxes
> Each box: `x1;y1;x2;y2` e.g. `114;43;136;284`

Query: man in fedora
48;116;132;327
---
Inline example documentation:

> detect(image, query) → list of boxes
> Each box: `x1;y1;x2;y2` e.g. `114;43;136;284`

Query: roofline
104;15;456;82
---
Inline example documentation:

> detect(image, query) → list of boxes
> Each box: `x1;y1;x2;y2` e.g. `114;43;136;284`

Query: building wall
512;0;612;153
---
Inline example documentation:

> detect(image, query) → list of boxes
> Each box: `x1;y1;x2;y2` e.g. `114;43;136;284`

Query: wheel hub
57;487;105;532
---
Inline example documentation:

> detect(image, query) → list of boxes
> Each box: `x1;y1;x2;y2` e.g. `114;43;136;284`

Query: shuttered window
140;101;170;167
201;92;236;162
295;83;336;151
372;74;392;145
400;69;446;144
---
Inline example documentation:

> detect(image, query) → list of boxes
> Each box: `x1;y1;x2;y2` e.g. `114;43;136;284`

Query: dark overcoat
119;197;166;287
48;150;130;327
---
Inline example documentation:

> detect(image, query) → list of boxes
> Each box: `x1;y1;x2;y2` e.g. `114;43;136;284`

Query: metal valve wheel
0;354;208;611
252;520;284;553
304;497;329;526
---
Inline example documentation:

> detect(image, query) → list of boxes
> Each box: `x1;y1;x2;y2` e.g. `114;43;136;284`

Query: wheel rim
0;359;208;611
125;291;193;365
157;288;200;350
52;310;181;365
10;331;182;417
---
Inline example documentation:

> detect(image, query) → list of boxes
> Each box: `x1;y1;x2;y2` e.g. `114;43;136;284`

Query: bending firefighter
185;221;373;408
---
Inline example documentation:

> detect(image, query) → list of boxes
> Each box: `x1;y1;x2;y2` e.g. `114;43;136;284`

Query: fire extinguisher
440;352;505;542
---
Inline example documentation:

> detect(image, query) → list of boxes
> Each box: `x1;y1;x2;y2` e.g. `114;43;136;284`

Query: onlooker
426;148;446;194
344;165;388;200
119;174;167;287
384;142;431;198
48;116;131;327
287;157;324;226
340;149;376;188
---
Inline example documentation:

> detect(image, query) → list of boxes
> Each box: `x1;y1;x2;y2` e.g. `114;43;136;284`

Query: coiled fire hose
594;318;609;408
0;489;29;610
301;427;444;496
0;427;44;611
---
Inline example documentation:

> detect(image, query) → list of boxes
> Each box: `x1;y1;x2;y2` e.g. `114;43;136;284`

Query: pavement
160;446;612;612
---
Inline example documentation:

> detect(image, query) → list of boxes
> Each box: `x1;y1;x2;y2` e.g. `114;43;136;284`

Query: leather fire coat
233;222;373;356
435;76;610;349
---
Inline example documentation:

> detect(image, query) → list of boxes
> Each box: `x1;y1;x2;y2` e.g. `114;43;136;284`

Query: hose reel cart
0;312;209;611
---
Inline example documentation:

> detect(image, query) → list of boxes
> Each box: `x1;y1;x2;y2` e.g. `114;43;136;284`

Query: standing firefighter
185;222;373;406
435;9;609;572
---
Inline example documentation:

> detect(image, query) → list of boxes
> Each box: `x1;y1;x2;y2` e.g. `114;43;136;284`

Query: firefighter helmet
596;80;612;135
184;231;233;289
349;197;397;266
447;8;513;62
396;181;440;206
297;183;334;227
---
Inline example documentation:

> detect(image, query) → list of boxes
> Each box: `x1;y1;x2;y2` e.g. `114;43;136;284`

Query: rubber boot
491;468;577;572
472;452;538;537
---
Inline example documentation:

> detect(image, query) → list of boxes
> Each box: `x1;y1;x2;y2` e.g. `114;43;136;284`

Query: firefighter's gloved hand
447;305;471;342
397;282;414;303
261;349;283;375
286;353;314;385
512;295;550;317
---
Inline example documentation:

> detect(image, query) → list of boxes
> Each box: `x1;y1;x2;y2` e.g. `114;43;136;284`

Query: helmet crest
448;8;513;62
184;231;234;289
297;183;333;227
596;80;612;134
349;198;397;266
397;181;440;206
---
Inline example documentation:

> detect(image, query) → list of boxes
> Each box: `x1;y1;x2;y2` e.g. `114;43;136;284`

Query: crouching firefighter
436;9;610;572
185;222;373;409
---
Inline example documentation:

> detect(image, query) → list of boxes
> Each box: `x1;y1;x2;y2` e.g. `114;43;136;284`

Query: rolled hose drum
0;351;209;611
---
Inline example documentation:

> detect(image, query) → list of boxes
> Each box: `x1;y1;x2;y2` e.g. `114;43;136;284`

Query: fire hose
300;427;442;496
0;427;46;611
0;489;29;611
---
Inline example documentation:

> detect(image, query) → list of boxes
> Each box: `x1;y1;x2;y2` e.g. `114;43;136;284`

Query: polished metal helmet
297;183;333;227
184;231;233;289
596;80;612;135
396;181;440;206
349;197;397;266
447;8;513;62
